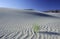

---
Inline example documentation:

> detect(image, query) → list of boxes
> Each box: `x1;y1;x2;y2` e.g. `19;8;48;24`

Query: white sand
0;8;60;39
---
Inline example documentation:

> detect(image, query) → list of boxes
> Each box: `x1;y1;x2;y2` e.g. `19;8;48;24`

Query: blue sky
0;0;60;11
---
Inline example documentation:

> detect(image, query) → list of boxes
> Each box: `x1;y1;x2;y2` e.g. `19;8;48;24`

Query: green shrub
32;24;40;33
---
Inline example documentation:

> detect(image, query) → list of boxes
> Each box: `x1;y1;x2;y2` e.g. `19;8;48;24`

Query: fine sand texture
0;8;60;39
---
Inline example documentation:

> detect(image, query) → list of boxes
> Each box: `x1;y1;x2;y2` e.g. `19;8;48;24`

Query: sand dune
0;8;60;39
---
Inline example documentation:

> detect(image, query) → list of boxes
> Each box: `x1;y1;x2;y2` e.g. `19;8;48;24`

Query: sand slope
0;8;60;39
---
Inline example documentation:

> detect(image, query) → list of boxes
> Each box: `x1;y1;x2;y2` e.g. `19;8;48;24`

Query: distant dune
44;10;60;13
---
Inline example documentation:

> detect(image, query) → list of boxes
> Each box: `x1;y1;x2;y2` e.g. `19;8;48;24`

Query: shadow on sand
39;31;60;35
25;12;60;19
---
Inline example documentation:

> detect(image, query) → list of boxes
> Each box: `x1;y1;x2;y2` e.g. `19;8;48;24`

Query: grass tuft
32;24;40;33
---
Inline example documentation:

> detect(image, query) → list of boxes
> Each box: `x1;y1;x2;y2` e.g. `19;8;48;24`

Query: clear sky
0;0;60;11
